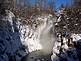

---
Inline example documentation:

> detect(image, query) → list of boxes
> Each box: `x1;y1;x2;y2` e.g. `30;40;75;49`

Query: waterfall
21;14;55;61
39;17;54;55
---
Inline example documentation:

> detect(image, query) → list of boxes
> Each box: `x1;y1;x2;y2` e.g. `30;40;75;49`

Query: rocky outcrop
51;9;81;61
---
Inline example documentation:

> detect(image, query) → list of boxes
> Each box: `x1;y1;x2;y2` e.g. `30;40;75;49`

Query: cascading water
39;17;54;55
20;14;55;61
0;10;56;61
1;9;81;61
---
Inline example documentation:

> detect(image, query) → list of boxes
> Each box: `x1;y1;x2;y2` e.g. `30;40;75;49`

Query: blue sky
54;0;72;9
29;0;72;9
17;0;72;10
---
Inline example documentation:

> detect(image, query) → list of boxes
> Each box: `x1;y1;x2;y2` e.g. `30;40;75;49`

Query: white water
20;14;55;55
0;10;56;61
39;19;54;55
25;14;55;61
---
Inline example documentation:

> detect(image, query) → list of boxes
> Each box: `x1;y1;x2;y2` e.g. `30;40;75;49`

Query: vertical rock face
0;10;56;61
51;9;81;61
20;14;55;54
0;10;27;61
19;14;56;61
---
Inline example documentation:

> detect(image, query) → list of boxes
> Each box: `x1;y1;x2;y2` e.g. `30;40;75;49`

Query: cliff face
0;10;56;61
51;9;81;61
20;14;56;61
1;9;81;61
20;14;55;54
0;10;27;61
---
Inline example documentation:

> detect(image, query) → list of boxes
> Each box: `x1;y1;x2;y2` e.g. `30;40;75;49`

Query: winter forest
0;0;81;61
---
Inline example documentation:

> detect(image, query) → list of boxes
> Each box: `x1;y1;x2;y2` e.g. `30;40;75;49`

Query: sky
29;0;72;10
54;0;72;9
17;0;72;10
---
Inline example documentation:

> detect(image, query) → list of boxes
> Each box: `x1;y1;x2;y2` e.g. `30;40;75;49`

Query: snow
0;10;27;61
71;34;81;41
57;16;61;22
51;9;81;61
1;9;81;61
19;14;55;54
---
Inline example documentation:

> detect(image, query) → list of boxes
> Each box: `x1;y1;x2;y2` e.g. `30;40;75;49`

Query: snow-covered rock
0;10;27;61
71;34;81;42
51;33;81;61
0;10;56;61
19;14;55;54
